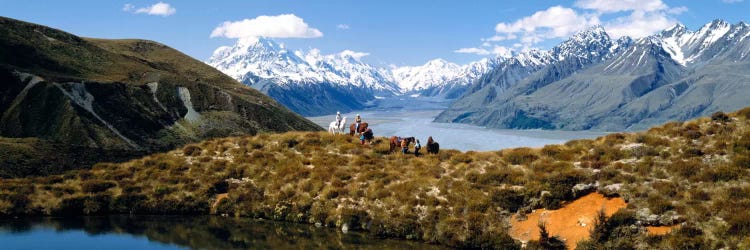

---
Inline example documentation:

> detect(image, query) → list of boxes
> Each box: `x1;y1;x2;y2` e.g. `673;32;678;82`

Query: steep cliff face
0;17;321;177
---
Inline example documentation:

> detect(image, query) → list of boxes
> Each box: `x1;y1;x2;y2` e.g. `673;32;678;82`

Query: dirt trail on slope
509;192;627;249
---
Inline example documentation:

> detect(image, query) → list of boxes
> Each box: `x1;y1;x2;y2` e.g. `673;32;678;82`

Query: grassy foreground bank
2;108;750;249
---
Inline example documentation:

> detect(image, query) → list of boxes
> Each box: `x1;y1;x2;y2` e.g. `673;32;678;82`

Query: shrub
711;111;730;122
81;180;116;193
490;189;524;212
504;148;538;165
182;145;202;156
664;225;706;249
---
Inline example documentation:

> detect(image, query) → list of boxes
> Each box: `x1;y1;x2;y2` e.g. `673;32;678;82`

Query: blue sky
0;0;748;65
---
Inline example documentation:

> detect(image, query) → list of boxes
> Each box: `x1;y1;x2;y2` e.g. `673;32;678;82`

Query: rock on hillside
0;17;321;177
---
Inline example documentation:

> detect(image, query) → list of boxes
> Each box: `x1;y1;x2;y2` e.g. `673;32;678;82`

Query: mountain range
207;19;750;130
0;17;320;177
436;20;750;131
207;38;500;116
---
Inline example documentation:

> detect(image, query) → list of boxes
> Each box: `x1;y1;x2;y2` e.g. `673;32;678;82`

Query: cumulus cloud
336;24;350;30
574;0;667;13
339;50;370;59
454;46;514;57
475;0;686;51
123;2;176;17
604;10;677;38
492;46;514;58
491;6;600;47
211;14;323;39
454;47;491;55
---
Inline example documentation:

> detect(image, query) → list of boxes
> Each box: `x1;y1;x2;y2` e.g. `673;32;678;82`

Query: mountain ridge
0;16;321;176
206;38;502;115
436;19;750;131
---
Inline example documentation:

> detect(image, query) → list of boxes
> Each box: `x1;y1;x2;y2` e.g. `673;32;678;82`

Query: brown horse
349;122;368;136
427;136;439;154
389;136;415;153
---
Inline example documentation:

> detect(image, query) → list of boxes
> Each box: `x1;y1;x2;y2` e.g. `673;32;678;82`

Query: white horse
328;117;347;134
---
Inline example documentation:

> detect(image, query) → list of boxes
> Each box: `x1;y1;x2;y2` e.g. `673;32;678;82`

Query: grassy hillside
2;108;750;249
0;16;321;176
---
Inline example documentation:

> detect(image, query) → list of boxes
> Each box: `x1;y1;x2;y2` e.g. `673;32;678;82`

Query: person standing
401;138;408;154
355;114;362;134
414;139;421;156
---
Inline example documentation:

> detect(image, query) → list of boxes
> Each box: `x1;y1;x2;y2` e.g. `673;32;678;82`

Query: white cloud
492;6;599;47
122;4;135;12
723;0;743;3
604;10;677;38
211;14;323;39
124;2;176;17
492;46;514;58
667;6;688;15
339;50;369;59
454;46;514;57
336;24;350;30
454;47;490;55
574;0;667;13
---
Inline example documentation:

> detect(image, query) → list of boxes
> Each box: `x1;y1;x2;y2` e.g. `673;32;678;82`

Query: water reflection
0;216;445;249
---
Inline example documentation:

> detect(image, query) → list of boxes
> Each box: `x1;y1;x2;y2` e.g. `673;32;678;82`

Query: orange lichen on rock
509;192;627;249
646;225;679;235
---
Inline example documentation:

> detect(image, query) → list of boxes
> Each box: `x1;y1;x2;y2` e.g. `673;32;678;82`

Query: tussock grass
2;109;750;248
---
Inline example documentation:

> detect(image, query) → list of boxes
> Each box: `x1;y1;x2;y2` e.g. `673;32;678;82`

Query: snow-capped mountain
392;58;501;98
207;37;499;115
207;37;402;116
207;37;399;94
437;20;750;131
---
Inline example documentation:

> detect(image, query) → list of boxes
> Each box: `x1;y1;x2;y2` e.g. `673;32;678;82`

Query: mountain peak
572;25;608;39
702;19;730;30
664;23;688;34
425;58;450;66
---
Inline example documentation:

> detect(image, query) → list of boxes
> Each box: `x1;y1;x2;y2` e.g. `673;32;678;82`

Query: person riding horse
336;111;342;128
355;114;362;134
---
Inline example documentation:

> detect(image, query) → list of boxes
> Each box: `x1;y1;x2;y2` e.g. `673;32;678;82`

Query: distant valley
209;20;750;132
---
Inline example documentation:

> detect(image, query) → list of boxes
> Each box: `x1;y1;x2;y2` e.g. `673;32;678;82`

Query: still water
308;109;606;151
0;216;445;249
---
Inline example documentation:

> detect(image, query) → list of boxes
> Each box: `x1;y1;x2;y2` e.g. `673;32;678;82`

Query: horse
389;136;415;153
328;117;347;134
360;128;374;145
427;136;439;154
349;122;368;136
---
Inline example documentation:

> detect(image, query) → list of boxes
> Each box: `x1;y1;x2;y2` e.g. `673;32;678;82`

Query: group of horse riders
333;112;439;155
